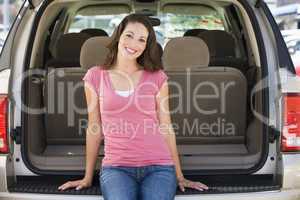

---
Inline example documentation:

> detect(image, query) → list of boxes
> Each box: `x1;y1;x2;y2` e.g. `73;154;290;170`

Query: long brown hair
103;14;163;72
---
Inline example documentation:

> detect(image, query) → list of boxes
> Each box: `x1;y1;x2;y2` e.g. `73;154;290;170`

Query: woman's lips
125;47;137;54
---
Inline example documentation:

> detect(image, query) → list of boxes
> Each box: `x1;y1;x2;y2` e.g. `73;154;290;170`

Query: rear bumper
1;189;300;200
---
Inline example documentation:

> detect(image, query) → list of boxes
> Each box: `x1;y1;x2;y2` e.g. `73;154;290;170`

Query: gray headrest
80;28;109;37
183;29;207;37
162;37;209;70
56;33;91;60
80;36;111;69
198;30;236;58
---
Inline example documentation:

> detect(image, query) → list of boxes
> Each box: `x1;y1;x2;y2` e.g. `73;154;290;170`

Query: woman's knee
100;167;138;200
140;165;177;200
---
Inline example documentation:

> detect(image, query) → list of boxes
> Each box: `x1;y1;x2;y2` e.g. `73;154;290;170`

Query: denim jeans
99;164;178;200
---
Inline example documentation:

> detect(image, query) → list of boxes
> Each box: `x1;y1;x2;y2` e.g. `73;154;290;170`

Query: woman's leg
100;166;138;200
139;165;177;200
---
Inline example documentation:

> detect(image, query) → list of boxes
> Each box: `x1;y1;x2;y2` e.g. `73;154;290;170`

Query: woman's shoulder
150;69;168;80
86;65;105;73
144;68;167;77
82;66;105;96
82;65;105;83
144;69;168;90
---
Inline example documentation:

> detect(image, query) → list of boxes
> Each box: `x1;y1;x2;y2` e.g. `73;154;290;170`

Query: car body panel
0;155;14;193
0;69;10;94
2;189;300;200
279;68;300;93
282;154;300;190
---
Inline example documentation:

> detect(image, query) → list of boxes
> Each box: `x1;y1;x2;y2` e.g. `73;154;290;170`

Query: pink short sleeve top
82;66;174;167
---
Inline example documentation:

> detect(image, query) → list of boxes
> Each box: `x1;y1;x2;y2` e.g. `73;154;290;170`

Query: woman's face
118;22;149;61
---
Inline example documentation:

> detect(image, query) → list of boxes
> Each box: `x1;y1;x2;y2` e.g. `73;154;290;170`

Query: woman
58;14;208;199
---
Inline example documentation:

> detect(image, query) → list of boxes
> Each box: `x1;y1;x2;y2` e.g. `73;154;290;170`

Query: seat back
44;68;87;144
163;37;247;144
198;30;247;72
44;36;110;144
46;33;91;68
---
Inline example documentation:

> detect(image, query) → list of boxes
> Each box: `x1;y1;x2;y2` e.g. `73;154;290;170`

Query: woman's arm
84;83;104;182
156;80;208;192
155;81;183;179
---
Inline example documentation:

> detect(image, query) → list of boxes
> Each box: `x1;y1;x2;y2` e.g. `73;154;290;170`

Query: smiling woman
4;0;288;198
57;13;208;199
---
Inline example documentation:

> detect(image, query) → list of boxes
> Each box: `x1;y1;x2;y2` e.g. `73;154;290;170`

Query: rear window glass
68;14;127;36
0;0;23;53
67;13;225;47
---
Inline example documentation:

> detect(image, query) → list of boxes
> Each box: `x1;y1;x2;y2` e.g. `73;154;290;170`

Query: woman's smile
125;47;137;54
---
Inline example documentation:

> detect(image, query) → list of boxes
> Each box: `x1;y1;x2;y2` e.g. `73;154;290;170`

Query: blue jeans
99;164;178;200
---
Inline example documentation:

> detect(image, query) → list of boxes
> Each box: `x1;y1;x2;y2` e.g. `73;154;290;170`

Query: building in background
269;0;300;30
272;3;300;30
0;0;21;51
277;0;300;6
266;0;277;11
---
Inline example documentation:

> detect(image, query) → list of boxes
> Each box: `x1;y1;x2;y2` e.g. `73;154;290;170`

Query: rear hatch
8;0;284;195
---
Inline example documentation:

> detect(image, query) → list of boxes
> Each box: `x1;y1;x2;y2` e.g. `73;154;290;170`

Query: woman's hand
177;176;209;192
58;178;92;191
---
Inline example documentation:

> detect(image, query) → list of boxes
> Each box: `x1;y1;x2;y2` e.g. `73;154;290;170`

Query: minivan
1;0;300;199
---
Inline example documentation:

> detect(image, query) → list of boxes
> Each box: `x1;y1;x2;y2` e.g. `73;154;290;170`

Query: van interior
23;0;266;175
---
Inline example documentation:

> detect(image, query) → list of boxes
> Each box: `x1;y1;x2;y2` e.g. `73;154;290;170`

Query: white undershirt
115;89;134;97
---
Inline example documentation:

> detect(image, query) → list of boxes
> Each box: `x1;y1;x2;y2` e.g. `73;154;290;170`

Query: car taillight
0;94;8;153
282;93;300;152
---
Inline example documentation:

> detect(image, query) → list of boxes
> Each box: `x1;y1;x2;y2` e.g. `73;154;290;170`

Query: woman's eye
126;34;133;38
139;39;146;43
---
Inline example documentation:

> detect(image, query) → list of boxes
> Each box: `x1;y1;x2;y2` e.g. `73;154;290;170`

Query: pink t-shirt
82;66;174;167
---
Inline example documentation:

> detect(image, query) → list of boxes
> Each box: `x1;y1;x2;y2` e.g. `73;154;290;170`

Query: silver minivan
1;0;300;199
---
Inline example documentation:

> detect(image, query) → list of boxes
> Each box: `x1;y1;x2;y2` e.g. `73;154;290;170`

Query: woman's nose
128;39;140;48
